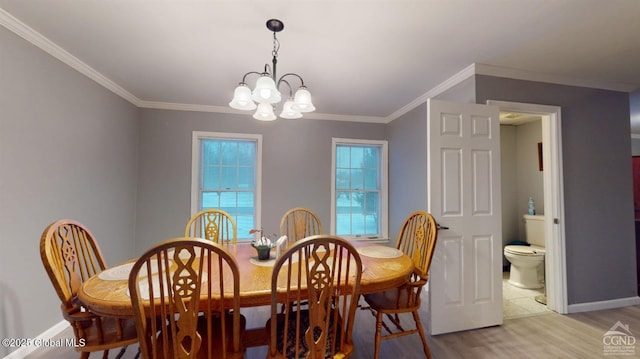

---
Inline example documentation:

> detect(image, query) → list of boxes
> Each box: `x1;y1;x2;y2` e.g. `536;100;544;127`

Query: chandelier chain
272;32;280;59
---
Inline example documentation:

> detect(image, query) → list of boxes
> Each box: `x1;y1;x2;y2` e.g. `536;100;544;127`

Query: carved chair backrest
40;219;107;309
395;211;439;305
269;235;362;358
185;209;237;244
279;207;323;242
129;237;242;359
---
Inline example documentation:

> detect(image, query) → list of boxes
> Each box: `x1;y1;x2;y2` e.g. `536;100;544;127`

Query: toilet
504;214;546;289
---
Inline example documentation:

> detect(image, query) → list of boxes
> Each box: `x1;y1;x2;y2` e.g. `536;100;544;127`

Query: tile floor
502;271;551;319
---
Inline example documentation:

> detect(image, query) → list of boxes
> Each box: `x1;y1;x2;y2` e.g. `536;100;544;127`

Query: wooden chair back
395;210;439;306
40;219;107;308
40;219;138;358
268;235;362;358
185;209;237;243
279;207;322;243
129;237;243;359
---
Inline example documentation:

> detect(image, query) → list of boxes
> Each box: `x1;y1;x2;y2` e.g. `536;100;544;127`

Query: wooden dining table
78;240;414;347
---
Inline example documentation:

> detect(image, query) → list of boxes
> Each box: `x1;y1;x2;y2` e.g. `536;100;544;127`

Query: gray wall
387;104;428;244
135;109;387;253
475;75;636;305
0;27;139;356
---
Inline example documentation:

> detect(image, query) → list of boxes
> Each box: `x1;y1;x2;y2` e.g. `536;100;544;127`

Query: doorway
488;100;568;315
499;112;549;318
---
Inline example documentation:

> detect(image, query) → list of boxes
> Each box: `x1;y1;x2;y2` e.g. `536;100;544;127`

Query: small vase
252;244;272;260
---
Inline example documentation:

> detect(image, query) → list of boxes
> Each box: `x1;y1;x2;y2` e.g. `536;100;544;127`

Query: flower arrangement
249;228;276;260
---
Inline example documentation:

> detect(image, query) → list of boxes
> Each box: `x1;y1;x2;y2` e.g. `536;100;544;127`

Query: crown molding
0;8;142;106
385;63;477;123
138;101;233;113
290;112;387;123
139;100;387;123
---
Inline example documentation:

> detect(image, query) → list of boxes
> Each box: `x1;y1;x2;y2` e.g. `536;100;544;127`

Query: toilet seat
504;245;545;256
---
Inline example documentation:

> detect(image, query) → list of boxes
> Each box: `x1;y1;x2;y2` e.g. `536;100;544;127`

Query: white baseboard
2;320;68;359
567;296;640;314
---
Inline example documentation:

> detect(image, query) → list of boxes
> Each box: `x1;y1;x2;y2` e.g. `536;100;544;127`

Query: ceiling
1;0;640;126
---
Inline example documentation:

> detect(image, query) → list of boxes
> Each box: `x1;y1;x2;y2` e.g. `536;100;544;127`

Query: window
192;132;262;240
331;138;388;239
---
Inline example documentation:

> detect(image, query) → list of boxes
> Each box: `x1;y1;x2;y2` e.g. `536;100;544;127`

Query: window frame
330;138;389;241
191;131;262;241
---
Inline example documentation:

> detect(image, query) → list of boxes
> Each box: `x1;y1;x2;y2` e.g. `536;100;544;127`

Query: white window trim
191;131;263;232
330;138;389;241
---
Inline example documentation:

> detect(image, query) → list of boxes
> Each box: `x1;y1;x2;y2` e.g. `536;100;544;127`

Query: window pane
221;141;238;165
203;141;220;166
238;142;255;166
238;167;254;189
336;146;350;168
202;166;220;190
350;147;364;169
237;192;254;215
365;213;378;235
351;168;363;189
365;191;379;213
336;213;351;235
351;192;364;213
236;215;254;238
220;192;237;214
364;147;379;168
364;169;378;190
336;192;350;213
336;169;350;190
202;192;220;208
351;213;365;235
221;167;237;189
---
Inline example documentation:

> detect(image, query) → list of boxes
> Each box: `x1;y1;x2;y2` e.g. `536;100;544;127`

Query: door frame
487;100;568;314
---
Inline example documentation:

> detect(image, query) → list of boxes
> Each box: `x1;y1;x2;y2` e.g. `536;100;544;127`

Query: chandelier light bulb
253;103;277;121
279;98;303;119
252;76;281;104
292;86;315;112
229;84;257;110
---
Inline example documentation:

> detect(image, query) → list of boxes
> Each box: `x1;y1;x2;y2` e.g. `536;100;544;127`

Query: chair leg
412;310;431;359
80;352;90;359
102;349;109;359
373;311;384;359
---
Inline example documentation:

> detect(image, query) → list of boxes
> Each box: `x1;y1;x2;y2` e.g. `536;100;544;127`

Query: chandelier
229;19;315;121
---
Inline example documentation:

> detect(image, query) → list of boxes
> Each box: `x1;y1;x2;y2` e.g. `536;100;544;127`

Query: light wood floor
23;302;640;358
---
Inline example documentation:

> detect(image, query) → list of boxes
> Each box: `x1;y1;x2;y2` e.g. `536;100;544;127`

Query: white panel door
427;99;503;335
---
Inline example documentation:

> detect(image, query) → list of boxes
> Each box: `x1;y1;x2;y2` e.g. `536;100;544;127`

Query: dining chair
266;235;362;359
361;210;439;359
39;219;138;359
184;209;237;244
279;207;322;243
128;237;245;359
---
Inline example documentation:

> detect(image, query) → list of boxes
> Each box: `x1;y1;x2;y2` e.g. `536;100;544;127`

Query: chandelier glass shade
229;19;315;121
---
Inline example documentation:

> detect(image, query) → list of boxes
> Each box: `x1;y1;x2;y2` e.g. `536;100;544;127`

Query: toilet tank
524;214;545;247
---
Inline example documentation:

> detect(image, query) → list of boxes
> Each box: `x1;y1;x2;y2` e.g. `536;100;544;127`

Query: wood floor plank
23;304;640;358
